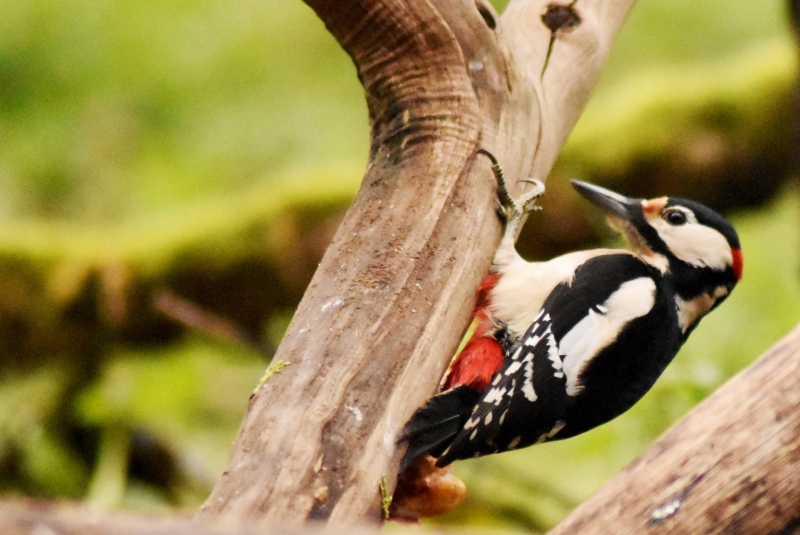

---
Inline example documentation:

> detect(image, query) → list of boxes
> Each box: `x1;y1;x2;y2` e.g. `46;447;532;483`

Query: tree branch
194;0;634;530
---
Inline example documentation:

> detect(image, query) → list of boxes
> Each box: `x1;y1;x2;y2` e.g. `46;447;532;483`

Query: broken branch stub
194;0;634;530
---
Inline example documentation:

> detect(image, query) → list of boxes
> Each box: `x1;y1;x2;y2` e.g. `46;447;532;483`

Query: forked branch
194;0;634;530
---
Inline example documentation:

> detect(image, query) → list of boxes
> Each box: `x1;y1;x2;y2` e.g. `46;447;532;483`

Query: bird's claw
508;178;545;219
477;149;545;226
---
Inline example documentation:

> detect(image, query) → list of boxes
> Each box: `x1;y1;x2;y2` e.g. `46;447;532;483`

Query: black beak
571;180;639;222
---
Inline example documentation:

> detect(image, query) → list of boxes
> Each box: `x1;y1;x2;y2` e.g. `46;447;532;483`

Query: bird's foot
477;149;545;227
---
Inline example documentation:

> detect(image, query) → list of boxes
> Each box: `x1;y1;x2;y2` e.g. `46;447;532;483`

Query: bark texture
0;500;366;535
0;501;206;535
194;0;634;531
548;322;800;535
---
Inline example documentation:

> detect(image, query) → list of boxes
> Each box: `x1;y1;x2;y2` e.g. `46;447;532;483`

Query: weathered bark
0;500;206;535
548;322;800;535
0;499;369;535
194;0;634;531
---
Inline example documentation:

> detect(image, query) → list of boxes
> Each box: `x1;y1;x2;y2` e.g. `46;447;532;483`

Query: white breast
488;248;625;336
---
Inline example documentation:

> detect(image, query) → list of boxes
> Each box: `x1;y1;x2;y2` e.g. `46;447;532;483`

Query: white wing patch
560;277;657;396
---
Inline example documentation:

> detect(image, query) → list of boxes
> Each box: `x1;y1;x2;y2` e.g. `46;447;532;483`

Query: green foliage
0;364;87;497
0;165;359;269
74;338;266;509
597;0;789;82
564;39;796;179
0;0;367;222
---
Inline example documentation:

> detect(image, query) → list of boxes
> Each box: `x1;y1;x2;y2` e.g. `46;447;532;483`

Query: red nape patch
731;247;743;281
443;336;504;391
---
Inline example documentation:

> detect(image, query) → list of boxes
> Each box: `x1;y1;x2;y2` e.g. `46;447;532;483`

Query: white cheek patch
649;218;733;271
559;277;657;396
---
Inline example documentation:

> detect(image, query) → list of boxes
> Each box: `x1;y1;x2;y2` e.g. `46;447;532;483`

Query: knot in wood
542;3;582;33
475;0;497;29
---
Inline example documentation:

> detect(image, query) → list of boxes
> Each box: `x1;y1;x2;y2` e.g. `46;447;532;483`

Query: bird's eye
664;210;688;226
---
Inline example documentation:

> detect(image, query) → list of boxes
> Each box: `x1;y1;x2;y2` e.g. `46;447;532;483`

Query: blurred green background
0;0;799;531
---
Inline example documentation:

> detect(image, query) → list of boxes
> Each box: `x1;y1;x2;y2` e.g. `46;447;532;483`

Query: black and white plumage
400;175;742;471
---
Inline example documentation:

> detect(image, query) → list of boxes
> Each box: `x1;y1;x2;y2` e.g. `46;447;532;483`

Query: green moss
253;360;290;395
0;164;360;270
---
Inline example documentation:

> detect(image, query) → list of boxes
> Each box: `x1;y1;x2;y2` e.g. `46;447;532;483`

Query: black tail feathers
398;385;481;472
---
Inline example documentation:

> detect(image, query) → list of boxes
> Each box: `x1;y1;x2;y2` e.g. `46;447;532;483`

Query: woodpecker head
572;180;742;331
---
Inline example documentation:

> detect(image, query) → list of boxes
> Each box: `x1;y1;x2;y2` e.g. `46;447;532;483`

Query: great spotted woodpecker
399;155;743;472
